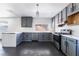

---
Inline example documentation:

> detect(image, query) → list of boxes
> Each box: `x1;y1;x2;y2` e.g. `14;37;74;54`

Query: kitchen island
2;32;52;47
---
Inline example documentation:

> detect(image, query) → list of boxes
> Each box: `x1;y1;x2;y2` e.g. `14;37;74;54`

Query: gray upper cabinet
72;3;76;11
71;3;79;12
51;17;55;32
66;3;79;16
55;14;58;24
21;17;33;27
58;12;62;23
62;8;67;22
76;3;79;10
67;3;72;16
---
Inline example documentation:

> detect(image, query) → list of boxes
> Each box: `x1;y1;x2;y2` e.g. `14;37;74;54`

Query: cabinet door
48;33;52;41
2;33;16;47
59;12;62;23
52;18;55;32
77;41;79;56
62;8;67;22
39;33;50;41
46;33;52;41
67;3;72;16
23;33;32;41
61;36;67;54
55;15;58;24
75;3;79;10
32;33;38;41
16;33;23;45
43;33;47;41
72;3;76;11
67;38;76;56
38;33;44;41
51;34;53;42
75;13;79;24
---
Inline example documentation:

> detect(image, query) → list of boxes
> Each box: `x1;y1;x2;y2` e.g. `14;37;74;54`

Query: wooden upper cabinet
67;15;74;25
67;12;79;25
74;13;79;24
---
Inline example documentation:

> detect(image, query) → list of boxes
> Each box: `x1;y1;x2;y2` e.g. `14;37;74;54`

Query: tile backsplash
62;25;79;36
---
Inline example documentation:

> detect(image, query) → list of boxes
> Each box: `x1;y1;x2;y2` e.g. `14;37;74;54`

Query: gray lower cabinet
61;36;67;54
22;33;51;42
23;33;32;41
48;33;52;41
61;36;77;56
51;34;53;42
38;33;43;41
38;33;51;41
77;41;79;56
66;37;77;56
16;33;23;46
32;33;38;41
43;33;49;41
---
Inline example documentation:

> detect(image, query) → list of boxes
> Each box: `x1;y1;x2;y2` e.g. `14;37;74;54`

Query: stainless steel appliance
53;34;61;50
53;29;72;50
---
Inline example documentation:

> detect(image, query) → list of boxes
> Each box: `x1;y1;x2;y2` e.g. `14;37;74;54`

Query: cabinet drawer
67;41;76;56
67;37;77;44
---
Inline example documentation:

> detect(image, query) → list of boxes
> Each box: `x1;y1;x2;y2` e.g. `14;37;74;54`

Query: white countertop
2;31;52;34
3;31;52;33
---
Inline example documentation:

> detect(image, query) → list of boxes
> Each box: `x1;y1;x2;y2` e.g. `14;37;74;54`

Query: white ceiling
0;3;69;18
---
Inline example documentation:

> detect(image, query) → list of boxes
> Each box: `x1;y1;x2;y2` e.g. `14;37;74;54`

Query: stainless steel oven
53;34;61;50
53;29;72;50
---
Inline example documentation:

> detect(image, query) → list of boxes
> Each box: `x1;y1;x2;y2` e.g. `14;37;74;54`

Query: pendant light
36;4;39;17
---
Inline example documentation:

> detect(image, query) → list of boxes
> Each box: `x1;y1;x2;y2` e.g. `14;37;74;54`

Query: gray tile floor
0;40;65;56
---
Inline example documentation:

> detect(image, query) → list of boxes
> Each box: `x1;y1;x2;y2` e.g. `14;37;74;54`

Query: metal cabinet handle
65;41;67;46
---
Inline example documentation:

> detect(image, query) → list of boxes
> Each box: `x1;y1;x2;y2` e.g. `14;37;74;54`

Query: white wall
0;17;51;32
55;23;79;37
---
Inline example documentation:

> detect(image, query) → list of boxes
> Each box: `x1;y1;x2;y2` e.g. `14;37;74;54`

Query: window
0;21;8;32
